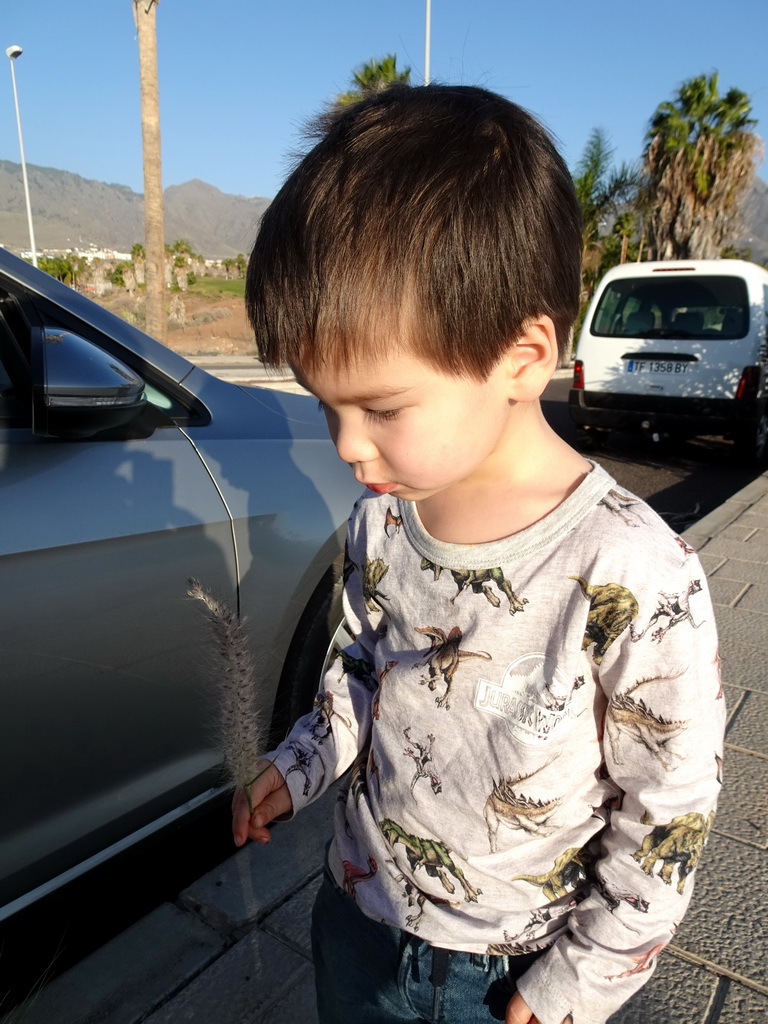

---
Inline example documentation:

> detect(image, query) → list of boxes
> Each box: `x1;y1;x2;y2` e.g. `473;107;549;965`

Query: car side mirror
33;328;148;438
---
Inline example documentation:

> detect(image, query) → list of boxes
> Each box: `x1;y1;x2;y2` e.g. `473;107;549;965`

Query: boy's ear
502;315;559;402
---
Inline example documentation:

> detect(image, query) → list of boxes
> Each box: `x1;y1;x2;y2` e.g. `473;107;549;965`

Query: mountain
0;161;270;258
0;159;766;262
736;175;768;262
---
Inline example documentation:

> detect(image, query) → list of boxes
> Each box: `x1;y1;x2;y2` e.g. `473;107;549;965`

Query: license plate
626;360;692;374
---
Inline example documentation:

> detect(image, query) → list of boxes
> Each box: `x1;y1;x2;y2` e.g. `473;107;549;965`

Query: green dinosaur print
379;818;482;902
511;846;591;901
419;558;528;614
632;811;714;895
569;576;639;664
338;650;378;692
363;556;390;611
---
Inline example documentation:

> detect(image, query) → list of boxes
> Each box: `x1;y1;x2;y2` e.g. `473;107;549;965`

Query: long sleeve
271;502;382;812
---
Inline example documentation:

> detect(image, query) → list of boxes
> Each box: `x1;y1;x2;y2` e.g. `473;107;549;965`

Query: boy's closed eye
316;398;401;423
365;408;401;422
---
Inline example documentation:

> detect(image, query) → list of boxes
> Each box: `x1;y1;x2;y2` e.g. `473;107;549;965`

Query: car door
0;278;237;914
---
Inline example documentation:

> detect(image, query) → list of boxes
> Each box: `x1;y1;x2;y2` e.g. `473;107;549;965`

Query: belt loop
429;947;452;1021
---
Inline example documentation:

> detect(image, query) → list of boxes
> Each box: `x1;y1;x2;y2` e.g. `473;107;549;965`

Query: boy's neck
415;406;591;545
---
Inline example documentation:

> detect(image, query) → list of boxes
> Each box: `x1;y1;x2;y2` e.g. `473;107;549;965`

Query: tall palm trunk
134;0;165;342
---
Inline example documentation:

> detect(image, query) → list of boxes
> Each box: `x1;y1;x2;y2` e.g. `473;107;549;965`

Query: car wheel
269;558;348;744
737;412;768;466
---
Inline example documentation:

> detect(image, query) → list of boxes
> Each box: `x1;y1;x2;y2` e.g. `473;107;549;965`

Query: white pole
6;46;37;268
424;0;431;85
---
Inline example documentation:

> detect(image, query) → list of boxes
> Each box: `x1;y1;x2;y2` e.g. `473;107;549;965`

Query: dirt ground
97;289;257;357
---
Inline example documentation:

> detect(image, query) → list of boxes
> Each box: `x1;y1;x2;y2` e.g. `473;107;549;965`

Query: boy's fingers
505;992;538;1024
231;764;293;846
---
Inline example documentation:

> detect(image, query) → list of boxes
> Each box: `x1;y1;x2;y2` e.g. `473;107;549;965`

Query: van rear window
591;275;749;340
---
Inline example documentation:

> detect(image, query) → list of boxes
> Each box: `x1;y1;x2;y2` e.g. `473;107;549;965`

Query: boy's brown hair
246;84;582;379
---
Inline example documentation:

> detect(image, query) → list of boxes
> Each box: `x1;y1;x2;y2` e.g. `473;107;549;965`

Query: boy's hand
231;761;292;847
505;992;541;1024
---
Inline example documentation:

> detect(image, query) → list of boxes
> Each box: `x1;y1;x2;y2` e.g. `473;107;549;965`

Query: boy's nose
332;420;378;465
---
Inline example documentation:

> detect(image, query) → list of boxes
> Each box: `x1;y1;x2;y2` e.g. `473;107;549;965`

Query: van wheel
737;412;768;466
576;427;605;451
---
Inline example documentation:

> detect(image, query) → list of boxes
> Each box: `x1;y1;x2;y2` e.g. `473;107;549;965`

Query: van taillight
736;366;760;400
573;360;584;389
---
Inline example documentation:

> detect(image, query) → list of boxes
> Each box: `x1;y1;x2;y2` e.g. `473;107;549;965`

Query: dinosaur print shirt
270;462;724;1024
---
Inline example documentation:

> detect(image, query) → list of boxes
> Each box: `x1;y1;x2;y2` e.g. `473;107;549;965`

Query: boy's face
292;348;520;504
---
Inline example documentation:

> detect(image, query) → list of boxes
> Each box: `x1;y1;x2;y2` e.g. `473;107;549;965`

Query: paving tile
672;833;768;988
726;690;768;755
143;929;311;1024
713;605;768;650
738;507;768;524
723;686;747;727
607;952;717;1023
702;537;768;563
0;903;225;1024
180;785;336;934
254;968;318;1023
722;524;763;544
714;748;768;846
721;645;765;692
709;577;749;607
708;558;768;585
260;874;321;959
718;638;768;693
734;583;768;614
700;554;729;576
718;979;768;1023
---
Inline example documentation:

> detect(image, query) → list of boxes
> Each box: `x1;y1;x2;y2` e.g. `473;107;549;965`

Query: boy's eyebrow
342;386;411;404
292;374;412;405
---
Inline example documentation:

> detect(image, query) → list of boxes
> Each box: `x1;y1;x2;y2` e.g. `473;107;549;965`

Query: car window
0;351;30;428
0;283;200;429
0;294;32;428
591;275;750;340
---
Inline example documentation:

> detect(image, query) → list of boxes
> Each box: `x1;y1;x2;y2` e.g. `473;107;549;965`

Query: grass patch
188;277;245;299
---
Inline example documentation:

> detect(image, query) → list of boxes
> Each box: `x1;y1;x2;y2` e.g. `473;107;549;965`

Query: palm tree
337;55;411;106
573;129;639;328
574;129;638;255
134;0;165;341
642;73;759;260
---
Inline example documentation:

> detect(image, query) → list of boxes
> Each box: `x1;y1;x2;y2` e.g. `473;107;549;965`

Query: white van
569;259;768;462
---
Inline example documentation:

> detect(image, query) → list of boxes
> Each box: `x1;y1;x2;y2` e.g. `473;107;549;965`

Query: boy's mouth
365;482;399;494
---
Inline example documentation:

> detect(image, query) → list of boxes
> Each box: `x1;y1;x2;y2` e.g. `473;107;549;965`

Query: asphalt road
542;374;761;531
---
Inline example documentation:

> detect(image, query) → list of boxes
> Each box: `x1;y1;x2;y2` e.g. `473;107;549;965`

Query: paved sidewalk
7;473;768;1024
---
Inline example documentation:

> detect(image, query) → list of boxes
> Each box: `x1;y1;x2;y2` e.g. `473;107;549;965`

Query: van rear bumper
569;389;762;437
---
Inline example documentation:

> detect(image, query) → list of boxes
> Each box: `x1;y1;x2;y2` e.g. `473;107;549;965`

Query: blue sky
1;1;766;201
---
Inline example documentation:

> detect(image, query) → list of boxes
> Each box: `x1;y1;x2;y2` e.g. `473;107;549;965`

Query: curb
683;470;768;549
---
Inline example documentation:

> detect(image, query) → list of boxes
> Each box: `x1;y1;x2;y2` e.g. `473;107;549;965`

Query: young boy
232;85;724;1024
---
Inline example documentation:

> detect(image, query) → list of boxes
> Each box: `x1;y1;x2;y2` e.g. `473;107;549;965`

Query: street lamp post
424;0;432;85
5;45;37;268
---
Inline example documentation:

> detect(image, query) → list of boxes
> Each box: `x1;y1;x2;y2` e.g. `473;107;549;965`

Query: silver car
0;246;358;921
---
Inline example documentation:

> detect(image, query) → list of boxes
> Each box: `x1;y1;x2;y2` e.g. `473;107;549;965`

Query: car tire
268;557;349;745
575;427;605;451
737;411;768;467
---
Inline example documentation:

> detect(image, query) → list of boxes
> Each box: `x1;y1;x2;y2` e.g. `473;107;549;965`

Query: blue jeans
311;866;546;1024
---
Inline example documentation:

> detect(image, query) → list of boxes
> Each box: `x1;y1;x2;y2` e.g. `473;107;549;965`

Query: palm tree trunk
134;1;165;342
